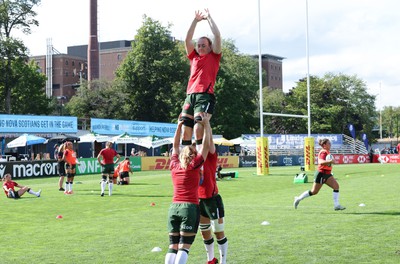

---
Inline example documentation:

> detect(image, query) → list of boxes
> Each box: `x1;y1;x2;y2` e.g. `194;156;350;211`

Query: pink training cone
56;215;63;219
150;202;156;206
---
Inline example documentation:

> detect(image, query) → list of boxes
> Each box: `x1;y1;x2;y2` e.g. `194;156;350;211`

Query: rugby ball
326;154;334;161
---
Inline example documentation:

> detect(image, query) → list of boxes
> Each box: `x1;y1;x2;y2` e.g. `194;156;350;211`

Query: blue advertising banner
239;155;305;167
0;114;77;133
91;118;176;137
242;134;343;148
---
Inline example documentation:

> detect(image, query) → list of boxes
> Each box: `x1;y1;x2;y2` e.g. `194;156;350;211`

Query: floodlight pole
257;0;264;137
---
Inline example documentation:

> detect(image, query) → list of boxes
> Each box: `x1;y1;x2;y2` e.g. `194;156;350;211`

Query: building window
72;61;75;66
117;54;122;61
65;71;69;77
65;60;68;66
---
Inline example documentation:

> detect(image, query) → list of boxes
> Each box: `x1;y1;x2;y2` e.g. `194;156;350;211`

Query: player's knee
181;140;192;146
180;235;195;245
194;115;202;123
102;175;107;181
211;219;225;233
179;116;194;128
169;235;180;245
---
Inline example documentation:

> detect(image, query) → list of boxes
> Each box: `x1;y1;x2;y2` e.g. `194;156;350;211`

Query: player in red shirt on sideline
165;113;211;264
294;138;346;211
97;141;120;196
198;124;228;264
180;9;221;152
62;141;79;194
2;173;41;199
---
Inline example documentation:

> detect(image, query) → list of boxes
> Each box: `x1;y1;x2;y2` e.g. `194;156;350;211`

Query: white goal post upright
256;0;314;175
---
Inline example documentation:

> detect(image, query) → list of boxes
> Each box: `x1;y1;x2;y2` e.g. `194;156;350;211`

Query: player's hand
194;10;204;21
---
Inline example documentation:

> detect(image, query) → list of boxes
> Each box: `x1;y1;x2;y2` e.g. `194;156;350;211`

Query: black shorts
119;171;129;178
199;194;225;220
8;190;20;199
314;171;333;184
58;161;66;176
65;164;76;170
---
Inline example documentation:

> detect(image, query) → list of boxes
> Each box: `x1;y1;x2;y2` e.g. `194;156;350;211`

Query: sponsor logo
357;156;366;163
78;162;86;173
13;162;58;178
305;145;311;167
283;157;293;166
154;158;171;170
182;224;193;230
217;157;233;168
0;164;6;178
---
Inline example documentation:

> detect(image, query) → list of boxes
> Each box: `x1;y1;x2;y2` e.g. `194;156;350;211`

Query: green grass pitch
1;163;399;263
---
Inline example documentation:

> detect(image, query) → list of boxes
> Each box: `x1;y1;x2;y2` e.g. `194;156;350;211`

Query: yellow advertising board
304;137;315;171
256;137;269;175
141;156;239;171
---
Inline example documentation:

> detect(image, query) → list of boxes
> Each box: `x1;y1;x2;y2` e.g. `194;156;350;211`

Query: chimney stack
88;0;99;81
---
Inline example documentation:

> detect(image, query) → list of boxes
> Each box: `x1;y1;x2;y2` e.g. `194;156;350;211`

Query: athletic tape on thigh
211;219;225;233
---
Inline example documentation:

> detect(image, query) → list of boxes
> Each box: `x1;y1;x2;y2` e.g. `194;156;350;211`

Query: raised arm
204;9;221;54
185;10;205;55
197;113;211;160
172;120;184;155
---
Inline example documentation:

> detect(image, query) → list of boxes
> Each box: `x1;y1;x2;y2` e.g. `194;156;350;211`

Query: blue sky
15;0;400;108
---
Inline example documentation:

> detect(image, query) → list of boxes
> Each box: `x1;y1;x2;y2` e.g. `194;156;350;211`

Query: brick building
253;54;285;90
30;40;132;102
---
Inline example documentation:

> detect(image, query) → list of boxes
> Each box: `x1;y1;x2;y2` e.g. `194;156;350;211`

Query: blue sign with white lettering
91;118;176;137
0;115;77;133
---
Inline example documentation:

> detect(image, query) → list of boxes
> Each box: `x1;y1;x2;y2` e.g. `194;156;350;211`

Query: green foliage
264;73;377;140
1;164;399;263
115;15;187;122
0;0;41;113
212;39;259;138
11;59;52;114
379;106;400;139
66;79;130;119
0;0;40;37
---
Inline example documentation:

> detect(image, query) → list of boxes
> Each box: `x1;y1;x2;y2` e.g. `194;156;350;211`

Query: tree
274;73;377;140
0;0;41;113
210;39;259;139
380;106;400;139
66;79;130;119
115;15;187;122
11;59;52;114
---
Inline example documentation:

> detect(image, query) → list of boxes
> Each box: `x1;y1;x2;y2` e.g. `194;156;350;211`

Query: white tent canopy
7;134;46;148
79;132;112;143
